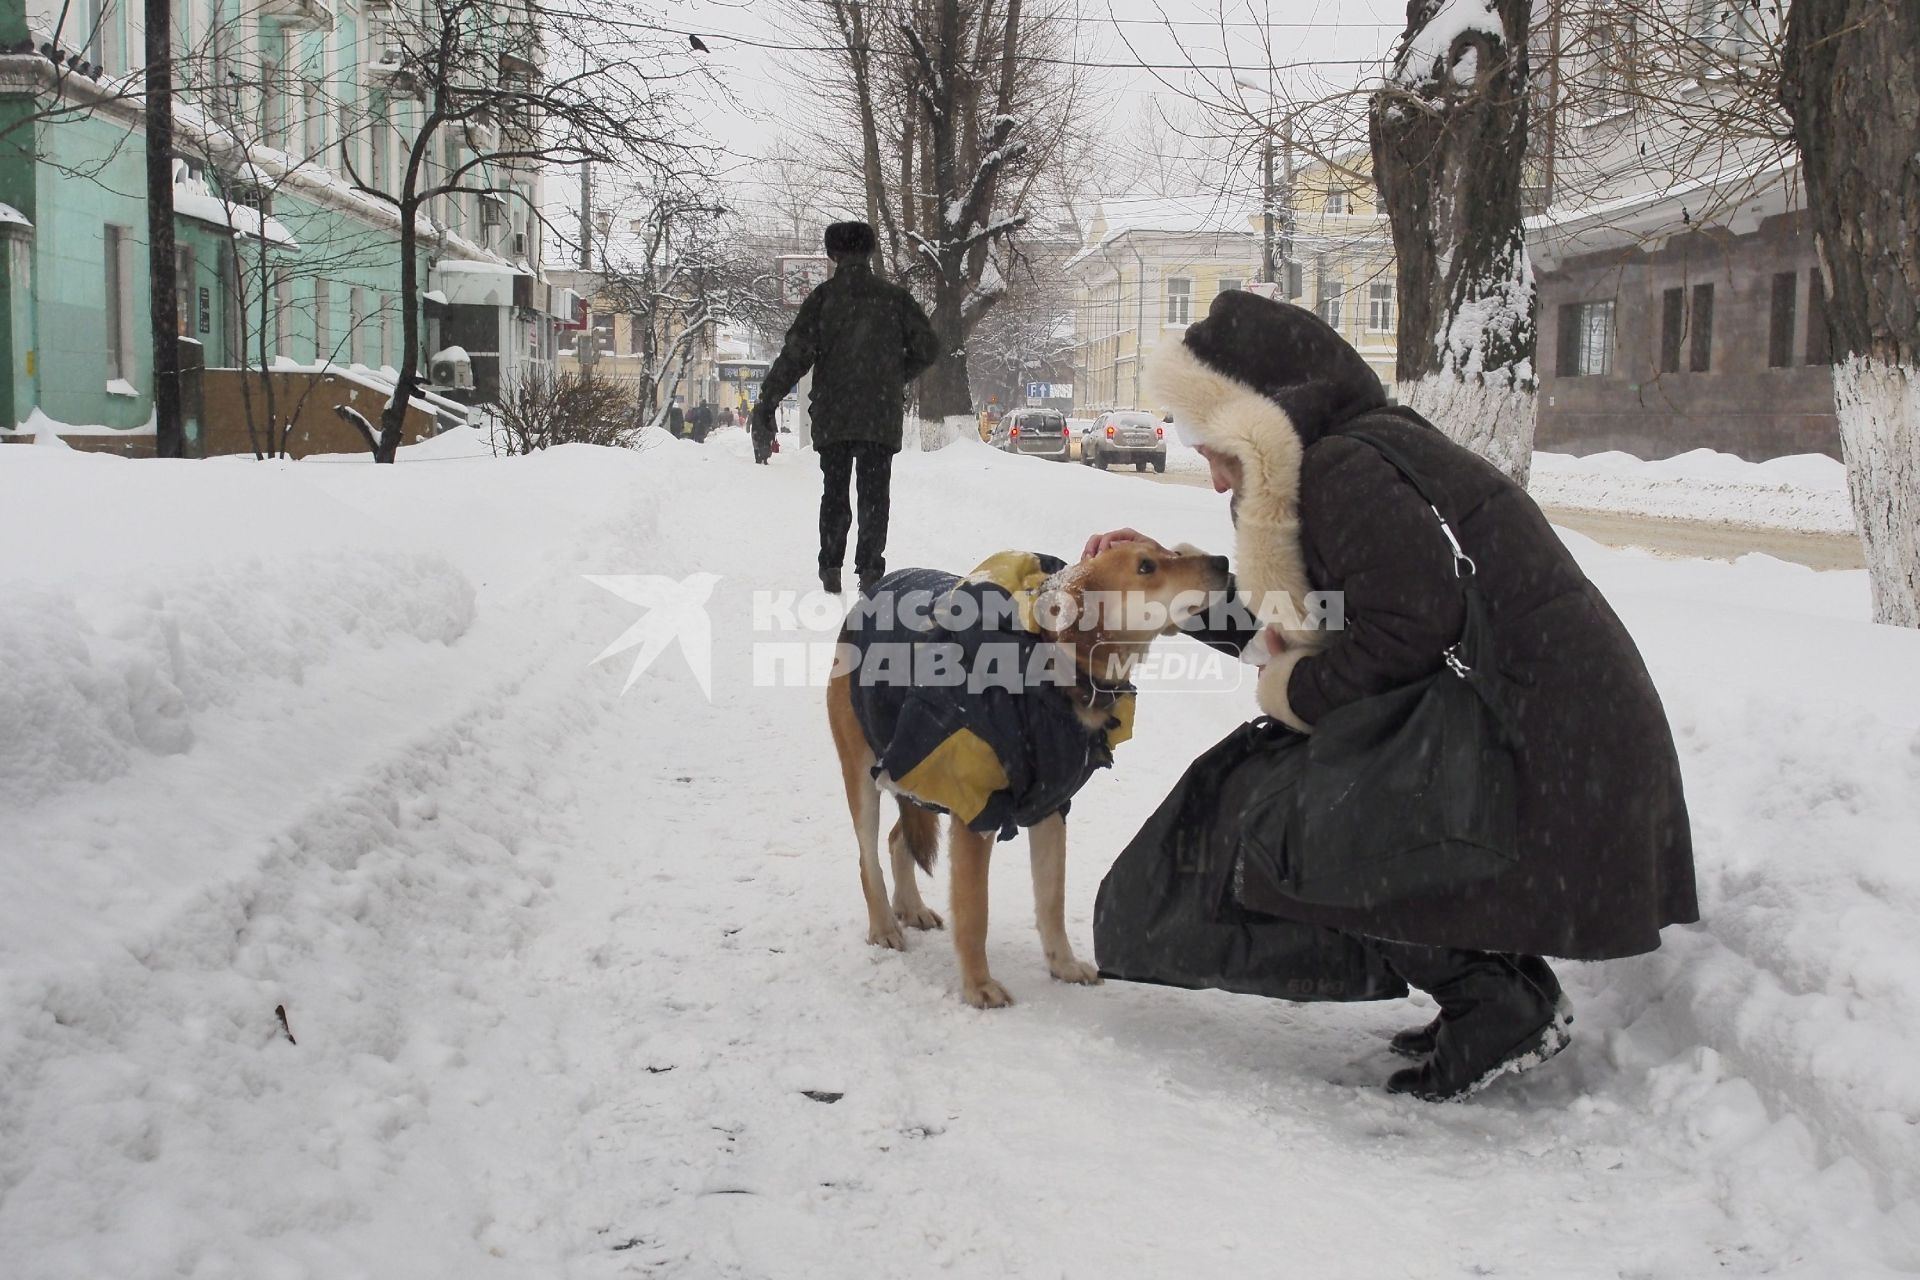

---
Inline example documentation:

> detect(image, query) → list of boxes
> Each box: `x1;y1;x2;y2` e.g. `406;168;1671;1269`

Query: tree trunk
377;202;423;464
1782;0;1920;626
917;273;971;439
1371;0;1537;486
146;0;184;458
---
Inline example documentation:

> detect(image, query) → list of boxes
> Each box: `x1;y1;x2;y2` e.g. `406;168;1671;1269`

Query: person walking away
752;221;939;594
689;401;713;443
667;399;686;440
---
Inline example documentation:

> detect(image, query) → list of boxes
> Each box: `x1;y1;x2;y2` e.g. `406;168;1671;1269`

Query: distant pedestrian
690;401;714;443
752;221;939;594
667;401;686;439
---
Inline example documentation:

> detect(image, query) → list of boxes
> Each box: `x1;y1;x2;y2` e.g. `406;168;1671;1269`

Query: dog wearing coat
825;543;1231;1007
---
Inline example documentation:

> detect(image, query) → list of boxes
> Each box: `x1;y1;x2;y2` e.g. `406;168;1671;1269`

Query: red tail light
1010;425;1020;439
1061;426;1071;437
1155;425;1165;438
1105;424;1116;437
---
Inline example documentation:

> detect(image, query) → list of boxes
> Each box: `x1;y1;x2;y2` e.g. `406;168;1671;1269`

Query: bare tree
337;0;692;461
1781;0;1920;626
592;169;786;431
801;0;1090;444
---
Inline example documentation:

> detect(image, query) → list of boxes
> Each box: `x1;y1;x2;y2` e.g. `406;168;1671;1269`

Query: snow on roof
172;184;298;249
434;259;522;276
1066;195;1258;268
0;202;30;229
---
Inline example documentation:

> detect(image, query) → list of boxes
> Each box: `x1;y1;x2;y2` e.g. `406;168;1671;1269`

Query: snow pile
1;434;1917;1274
0;551;473;808
1532;448;1856;534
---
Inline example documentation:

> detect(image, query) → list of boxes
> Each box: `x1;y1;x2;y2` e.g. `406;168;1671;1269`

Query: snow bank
0;551;474;808
1532;447;1856;534
1;433;1917;1274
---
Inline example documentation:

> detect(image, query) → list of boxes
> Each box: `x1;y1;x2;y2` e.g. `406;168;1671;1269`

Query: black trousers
818;442;894;579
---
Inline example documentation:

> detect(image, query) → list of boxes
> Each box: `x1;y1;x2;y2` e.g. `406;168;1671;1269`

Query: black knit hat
1177;290;1387;444
824;221;877;258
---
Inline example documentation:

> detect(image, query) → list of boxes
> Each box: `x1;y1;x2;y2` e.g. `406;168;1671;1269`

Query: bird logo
586;573;722;698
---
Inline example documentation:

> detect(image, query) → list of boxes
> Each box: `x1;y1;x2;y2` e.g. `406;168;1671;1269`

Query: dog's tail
890;801;940;873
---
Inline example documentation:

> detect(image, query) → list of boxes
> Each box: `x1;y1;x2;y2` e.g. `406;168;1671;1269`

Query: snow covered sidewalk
1;432;1917;1277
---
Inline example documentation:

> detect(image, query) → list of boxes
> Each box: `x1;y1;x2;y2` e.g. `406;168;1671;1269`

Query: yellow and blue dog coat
841;551;1135;840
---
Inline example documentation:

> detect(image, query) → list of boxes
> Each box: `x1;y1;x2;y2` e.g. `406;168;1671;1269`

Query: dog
825;542;1231;1007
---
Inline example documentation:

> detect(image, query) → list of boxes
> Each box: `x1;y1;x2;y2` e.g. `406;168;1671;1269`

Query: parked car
1064;417;1097;461
989;408;1073;461
1082;409;1168;472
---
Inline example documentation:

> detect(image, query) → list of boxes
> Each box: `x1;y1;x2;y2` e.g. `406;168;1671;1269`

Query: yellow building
1065;197;1260;414
1065;168;1399;414
1283;155;1398;397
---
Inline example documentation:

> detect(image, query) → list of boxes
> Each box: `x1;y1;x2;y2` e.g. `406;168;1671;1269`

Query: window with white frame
103;225;131;382
1315;263;1343;330
1166;277;1192;326
1325;188;1349;215
1367;281;1395;333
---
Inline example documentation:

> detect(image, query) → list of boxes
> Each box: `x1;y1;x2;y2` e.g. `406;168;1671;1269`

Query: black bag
1232;426;1523;915
1093;719;1408;1003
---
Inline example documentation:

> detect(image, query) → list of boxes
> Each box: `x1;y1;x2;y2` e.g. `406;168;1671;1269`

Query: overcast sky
547;0;1407;248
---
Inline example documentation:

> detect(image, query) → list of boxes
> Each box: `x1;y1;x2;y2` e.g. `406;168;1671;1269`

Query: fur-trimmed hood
1144;291;1387;649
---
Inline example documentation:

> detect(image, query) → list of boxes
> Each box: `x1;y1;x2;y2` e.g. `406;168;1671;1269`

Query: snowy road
3;431;1918;1277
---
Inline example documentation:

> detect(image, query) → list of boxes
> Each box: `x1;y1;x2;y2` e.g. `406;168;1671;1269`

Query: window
314;280;331;362
370;100;390;189
1166;277;1192;326
350;288;368;364
592;311;616;353
1217;278;1241;298
1367;282;1395;333
261;35;286;148
175;245;194;337
1659;287;1684;374
1556;301;1615;377
380;296;395;368
1768;272;1797;369
1285;261;1304;300
273;273;293;358
103;225;131;382
1315;263;1342;330
1806;270;1832;365
303;81;325;160
1325;188;1349;215
628;313;646;355
88;0;123;76
1689;283;1714;372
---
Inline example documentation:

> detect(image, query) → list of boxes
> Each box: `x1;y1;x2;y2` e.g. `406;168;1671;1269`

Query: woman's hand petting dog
1080;528;1171;561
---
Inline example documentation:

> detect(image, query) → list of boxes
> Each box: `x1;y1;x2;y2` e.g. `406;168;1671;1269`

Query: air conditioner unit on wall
428;347;475;390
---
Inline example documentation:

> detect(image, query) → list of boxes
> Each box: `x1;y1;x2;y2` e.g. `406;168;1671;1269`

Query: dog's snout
1208;555;1229;575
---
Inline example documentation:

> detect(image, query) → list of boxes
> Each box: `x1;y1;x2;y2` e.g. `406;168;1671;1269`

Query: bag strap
1336;424;1478;583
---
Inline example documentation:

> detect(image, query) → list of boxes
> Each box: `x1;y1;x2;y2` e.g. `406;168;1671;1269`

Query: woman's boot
1369;941;1571;1101
1387;955;1572;1059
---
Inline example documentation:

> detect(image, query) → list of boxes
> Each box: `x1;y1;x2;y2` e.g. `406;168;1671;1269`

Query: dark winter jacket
757;259;940;451
842;552;1135;840
1149;290;1697;960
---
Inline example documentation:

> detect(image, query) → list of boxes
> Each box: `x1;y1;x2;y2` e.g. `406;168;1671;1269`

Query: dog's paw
1048;956;1103;986
895;904;945;930
867;922;907;951
963;977;1014;1009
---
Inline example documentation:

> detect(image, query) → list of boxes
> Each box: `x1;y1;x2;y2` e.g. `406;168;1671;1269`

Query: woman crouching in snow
1087;291;1698;1102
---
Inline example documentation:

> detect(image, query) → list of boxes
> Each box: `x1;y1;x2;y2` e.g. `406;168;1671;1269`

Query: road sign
777;255;833;306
